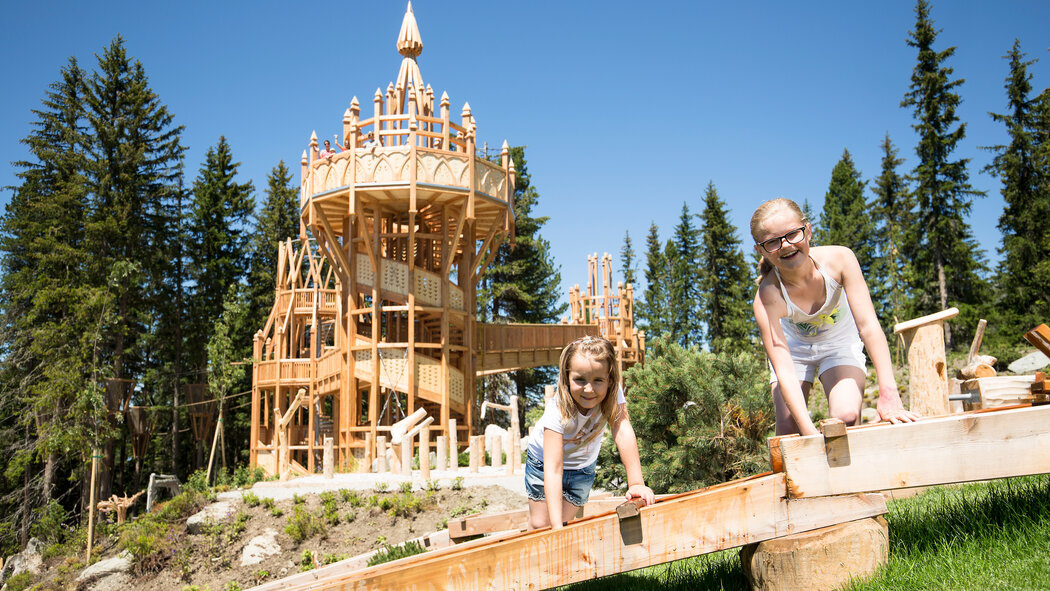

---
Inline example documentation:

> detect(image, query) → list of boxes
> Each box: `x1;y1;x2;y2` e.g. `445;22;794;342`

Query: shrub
596;341;775;494
3;572;35;591
424;479;441;492
30;500;69;545
324;552;349;564
225;582;243;591
341;489;363;506
284;506;327;544
261;497;275;510
157;489;209;522
345;510;356;523
241;491;261;507
300;549;315;572
119;517;171;574
399;481;413;494
374;481;389;493
366;540;426;566
450;477;464;491
292;493;305;505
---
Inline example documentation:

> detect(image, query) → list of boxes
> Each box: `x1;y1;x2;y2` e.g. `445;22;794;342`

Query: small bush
119;517;171;574
30;500;69;545
341;489;363;506
261;497;275;510
450;476;464;491
225;582;243;591
374;481;389;493
270;506;284;518
425;479;441;492
345;510;356;523
157;489;209;522
367;540;427;566
299;549;316;572
324;552;349;565
284;506;327;544
399;481;413;493
3;572;35;591
292;493;305;505
436;517;448;530
241;491;261;507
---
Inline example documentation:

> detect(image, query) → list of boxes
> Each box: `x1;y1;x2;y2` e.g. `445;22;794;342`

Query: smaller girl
525;336;655;530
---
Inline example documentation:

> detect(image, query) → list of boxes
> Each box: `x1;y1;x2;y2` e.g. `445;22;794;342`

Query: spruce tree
901;0;988;348
638;222;670;338
815;150;877;276
0;59;98;539
185;136;255;372
667;203;702;347
478;147;565;425
984;40;1050;334
870;134;916;333
698;182;755;353
248;161;301;332
619;230;637;289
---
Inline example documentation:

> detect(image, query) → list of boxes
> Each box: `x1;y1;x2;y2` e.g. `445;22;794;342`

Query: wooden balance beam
273;475;886;591
773;403;1050;498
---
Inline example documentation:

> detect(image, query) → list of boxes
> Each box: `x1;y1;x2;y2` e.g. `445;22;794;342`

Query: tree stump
739;517;888;591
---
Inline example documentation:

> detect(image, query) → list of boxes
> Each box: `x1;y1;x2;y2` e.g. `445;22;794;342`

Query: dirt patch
45;484;525;591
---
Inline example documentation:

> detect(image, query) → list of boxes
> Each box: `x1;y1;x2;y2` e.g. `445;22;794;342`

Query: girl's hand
877;385;920;424
625;484;655;507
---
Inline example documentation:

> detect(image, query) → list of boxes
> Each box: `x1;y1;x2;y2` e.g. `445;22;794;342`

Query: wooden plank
778;404;1050;498
279;474;887;591
447;496;672;540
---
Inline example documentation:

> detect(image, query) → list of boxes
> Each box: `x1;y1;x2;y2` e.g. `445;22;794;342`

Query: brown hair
750;198;808;284
555;336;623;425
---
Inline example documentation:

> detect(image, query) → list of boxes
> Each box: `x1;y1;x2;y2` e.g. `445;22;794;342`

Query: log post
491;436;502;470
448;419;458;473
469;436;481;472
420;426;431;480
376;435;388;473
436;435;448;471
893;308;959;417
323;436;334;478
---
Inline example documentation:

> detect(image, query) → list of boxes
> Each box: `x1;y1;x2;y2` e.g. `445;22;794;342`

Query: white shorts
769;330;867;384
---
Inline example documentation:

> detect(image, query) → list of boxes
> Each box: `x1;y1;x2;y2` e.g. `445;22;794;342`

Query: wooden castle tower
249;4;643;476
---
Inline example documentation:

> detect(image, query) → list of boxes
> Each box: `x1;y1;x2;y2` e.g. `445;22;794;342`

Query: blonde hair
555;336;623;425
750;198;808;283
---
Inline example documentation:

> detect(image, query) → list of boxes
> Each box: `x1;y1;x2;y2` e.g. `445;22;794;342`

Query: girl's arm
754;284;819;436
610;407;655;506
832;247;919;424
542;428;567;528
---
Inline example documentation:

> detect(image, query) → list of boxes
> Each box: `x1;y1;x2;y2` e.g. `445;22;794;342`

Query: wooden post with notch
893;308;958;417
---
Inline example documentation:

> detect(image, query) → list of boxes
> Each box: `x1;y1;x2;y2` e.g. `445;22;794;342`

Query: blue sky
3;1;1049;310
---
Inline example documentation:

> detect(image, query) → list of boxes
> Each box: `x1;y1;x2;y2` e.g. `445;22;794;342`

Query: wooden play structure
248;4;643;479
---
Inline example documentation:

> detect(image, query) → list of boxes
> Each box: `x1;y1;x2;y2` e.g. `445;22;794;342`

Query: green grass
560;475;1050;590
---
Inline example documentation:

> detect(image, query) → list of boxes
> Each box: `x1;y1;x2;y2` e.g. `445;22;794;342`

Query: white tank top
773;258;856;342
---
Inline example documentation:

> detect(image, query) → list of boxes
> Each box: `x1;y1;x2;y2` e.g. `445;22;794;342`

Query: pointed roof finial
397;2;423;58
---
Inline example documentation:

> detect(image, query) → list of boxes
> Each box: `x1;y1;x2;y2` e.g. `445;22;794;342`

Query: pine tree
698;182;755;353
185;137;255;372
667;203;702;347
638;222;670;338
248;161;300;332
619;231;637;288
0;59;99;543
901;0;987;349
870;134;916;332
815;150;877;276
984;40;1050;334
478;147;566;424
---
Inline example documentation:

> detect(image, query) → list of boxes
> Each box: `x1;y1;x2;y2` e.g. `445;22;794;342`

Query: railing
354;253;464;311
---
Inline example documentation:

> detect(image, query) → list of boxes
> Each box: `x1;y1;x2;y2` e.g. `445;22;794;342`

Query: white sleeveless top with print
773;259;856;342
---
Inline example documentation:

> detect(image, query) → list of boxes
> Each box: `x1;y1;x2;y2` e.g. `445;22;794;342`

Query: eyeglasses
757;226;806;253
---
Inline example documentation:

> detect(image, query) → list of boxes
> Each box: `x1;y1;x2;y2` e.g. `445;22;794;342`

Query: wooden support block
363;433;373;473
401;439;413;477
819;418;850;468
436;435;447;471
740;516;888;591
777;404;1050;498
278;475;887;591
468;436;480;473
962;375;1036;409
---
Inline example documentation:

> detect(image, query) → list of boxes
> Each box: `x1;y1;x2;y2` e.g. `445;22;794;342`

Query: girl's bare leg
819;366;865;426
772;381;813;435
527;498;582;530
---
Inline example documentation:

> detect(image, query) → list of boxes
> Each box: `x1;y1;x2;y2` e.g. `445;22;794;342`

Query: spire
392;2;429;115
397;2;423;58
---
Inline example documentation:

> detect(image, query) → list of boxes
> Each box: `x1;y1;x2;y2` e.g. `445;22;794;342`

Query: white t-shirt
525;386;626;469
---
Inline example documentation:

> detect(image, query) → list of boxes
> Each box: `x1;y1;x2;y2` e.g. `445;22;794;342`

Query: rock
186;500;235;534
0;537;44;583
1007;350;1049;374
76;551;132;584
84;572;134;591
739;516;888;591
861;407;879;424
241;528;281;566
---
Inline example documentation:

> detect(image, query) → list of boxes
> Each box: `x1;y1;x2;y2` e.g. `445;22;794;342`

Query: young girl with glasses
525;336;655;529
750;198;919;436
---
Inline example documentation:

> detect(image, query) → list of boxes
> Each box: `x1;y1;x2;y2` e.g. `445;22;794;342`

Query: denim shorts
524;452;596;507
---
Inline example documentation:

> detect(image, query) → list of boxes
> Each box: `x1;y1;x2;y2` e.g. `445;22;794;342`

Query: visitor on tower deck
319;139;337;159
524;336;655;530
750;198;920;436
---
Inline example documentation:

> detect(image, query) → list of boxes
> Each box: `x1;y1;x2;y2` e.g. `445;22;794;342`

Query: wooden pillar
469;436;480;473
448;418;458;473
491;437;502;470
377;435;388;473
323;436;334;479
893;308;959;417
436;435;447;471
420;426;431;480
363;432;373;473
